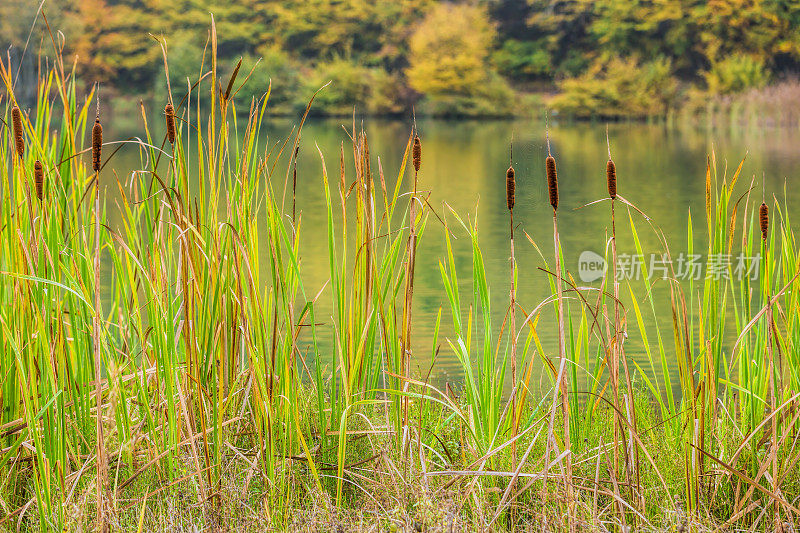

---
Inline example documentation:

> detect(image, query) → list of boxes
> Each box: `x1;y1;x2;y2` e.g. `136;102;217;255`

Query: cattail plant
506;165;515;211
413;135;421;173
605;129;641;512
91;101;108;531
759;189;780;528
541;126;573;524
402;132;422;438
546;155;558;210
12;106;24;159
505;155;516;382
92;118;103;172
165;103;176;145
607;159;617;199
506;143;519;497
34;160;44;202
607;132;624;497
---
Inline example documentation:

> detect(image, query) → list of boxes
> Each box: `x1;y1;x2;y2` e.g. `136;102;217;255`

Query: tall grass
2;19;800;532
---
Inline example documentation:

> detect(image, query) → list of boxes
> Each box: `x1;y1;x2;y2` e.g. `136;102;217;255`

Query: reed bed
2;22;800;533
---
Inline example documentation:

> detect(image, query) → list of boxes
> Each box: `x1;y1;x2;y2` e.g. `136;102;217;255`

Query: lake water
106;116;800;393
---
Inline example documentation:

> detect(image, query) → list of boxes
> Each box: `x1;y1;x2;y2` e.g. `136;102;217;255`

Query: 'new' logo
578;250;606;282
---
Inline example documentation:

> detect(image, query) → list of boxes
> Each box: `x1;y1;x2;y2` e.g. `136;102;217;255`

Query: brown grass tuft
546;155;558;210
12;106;24;158
165;103;176;145
506;165;515;211
607;159;617;199
412;135;421;173
92;118;102;172
34;160;44;201
760;202;769;241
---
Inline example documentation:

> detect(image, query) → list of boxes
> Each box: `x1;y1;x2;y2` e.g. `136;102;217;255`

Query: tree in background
693;0;800;94
522;0;597;79
407;4;493;97
63;0;162;88
705;55;769;95
405;3;516;116
696;0;800;67
550;55;678;118
2;0;800;117
0;0;73;102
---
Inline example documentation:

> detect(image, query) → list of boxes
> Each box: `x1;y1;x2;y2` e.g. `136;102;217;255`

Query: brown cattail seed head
412;135;421;173
546;155;558;211
506;165;515;211
760;202;769;241
92;118;102;172
11;106;24;158
607;159;617;199
165;103;176;145
34;160;44;201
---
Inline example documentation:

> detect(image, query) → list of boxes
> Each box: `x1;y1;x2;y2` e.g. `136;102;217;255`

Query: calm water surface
106;116;800;394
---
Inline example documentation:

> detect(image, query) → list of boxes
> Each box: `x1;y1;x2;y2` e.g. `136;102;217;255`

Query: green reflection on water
102;115;800;394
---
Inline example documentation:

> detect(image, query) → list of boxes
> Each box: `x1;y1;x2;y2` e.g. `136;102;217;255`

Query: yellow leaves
405;4;495;98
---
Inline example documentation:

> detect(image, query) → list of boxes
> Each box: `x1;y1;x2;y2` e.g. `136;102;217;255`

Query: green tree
586;0;701;75
524;0;597;77
694;0;800;65
705;55;768;94
63;0;162;87
493;39;551;81
550;55;678;118
264;0;429;66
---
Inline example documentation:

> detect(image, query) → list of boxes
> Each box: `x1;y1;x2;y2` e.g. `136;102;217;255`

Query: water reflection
104;116;800;394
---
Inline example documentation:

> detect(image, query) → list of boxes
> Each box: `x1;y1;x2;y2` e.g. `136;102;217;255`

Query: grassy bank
3;26;800;533
682;79;800;129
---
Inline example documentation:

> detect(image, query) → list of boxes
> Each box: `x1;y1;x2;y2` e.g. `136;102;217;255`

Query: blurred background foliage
1;0;800;118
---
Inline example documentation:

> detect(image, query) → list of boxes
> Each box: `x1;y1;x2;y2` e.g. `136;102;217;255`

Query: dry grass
691;78;800;128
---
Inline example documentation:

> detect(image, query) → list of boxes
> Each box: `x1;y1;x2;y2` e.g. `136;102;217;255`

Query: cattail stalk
10;107;35;254
608;132;623;492
546;156;558;210
292;142;300;224
606;132;642;513
402;133;421;441
165;103;176;145
606;126;616;200
413;135;421;174
765;287;780;529
92;118;102;172
540;130;573;528
34;160;44;202
361;132;374;307
91;109;107;532
506;148;518;504
505;153;516;398
506;165;515;211
759;195;780;528
609;173;624;512
607;160;617;199
12;106;24;159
